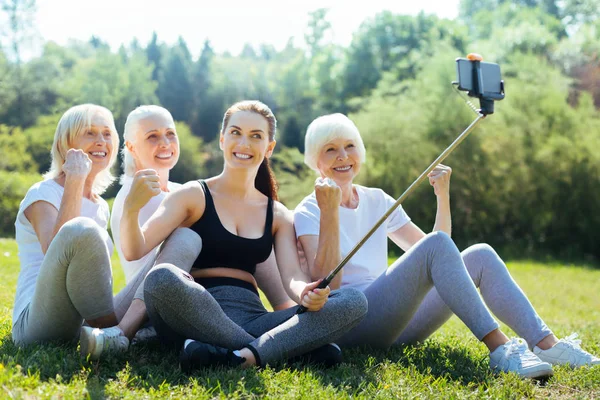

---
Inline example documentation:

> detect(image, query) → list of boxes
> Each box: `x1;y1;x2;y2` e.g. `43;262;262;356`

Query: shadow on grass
0;326;500;397
0;329;268;397
273;339;495;396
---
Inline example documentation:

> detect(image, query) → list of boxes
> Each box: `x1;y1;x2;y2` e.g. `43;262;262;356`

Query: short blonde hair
304;113;366;172
43;104;119;195
121;105;175;178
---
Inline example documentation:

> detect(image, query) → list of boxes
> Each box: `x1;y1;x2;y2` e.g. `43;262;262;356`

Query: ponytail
255;157;279;201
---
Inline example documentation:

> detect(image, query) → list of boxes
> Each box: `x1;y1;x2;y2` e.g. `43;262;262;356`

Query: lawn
1;238;599;399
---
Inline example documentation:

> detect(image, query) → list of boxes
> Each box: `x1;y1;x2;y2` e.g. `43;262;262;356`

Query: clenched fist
428;164;452;197
62;149;92;179
315;177;341;212
125;169;161;212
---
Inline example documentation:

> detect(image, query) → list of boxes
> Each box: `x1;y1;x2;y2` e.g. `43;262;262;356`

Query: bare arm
24;149;91;254
254;250;297;309
297;178;344;288
273;203;330;311
121;173;202;261
388;222;427;252
388;164;454;252
429;164;452;236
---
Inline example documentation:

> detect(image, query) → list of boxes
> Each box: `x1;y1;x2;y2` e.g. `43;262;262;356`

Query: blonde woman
12;104;199;361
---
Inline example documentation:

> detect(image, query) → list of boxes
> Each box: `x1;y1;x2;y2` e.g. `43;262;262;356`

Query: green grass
1;238;599;399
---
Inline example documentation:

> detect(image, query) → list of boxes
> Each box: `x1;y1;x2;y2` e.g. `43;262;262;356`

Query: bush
0;171;42;237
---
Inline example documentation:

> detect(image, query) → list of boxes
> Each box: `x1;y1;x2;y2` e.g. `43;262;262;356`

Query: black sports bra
188;180;273;275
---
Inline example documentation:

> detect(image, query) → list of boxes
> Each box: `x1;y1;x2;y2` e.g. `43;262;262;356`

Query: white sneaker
534;333;600;368
489;338;554;379
79;326;129;360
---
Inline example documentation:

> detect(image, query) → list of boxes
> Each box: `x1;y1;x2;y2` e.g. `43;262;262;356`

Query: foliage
0;3;599;263
0;171;40;236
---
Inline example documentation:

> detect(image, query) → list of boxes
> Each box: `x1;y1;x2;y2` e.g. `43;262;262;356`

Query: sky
30;0;460;59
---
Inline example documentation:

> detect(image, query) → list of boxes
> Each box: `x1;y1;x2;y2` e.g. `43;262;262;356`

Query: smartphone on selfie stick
296;54;505;315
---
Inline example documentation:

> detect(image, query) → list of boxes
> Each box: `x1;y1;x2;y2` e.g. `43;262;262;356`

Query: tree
191;40;222;141
169;121;207;183
0;0;37;64
146;31;162;82
240;43;257;59
341;12;467;106
157;38;194;124
0;0;38;126
304;8;332;57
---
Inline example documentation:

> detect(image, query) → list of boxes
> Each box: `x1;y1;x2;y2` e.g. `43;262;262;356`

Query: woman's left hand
428;164;452;197
300;279;331;312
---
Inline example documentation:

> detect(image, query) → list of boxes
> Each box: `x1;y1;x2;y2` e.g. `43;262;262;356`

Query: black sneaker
179;339;245;373
289;343;343;367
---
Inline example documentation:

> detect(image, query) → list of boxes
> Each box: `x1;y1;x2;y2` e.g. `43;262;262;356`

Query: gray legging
338;232;552;349
338;231;500;348
12;217;201;345
396;243;552;349
144;264;368;366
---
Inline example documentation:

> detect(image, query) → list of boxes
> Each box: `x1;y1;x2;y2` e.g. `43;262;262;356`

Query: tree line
1;0;599;262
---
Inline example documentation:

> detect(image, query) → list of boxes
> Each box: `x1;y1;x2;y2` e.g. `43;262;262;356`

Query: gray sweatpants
12;217;201;345
396;243;552;349
338;232;501;348
144;264;368;366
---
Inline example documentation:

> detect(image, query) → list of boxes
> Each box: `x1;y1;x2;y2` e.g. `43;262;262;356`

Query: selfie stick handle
296;113;485;315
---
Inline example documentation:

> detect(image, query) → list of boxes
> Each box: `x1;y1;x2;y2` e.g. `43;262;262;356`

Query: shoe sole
79;327;102;361
491;365;554;380
523;368;554;380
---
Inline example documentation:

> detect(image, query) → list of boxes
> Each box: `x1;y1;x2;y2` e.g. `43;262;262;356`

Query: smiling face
69;111;115;174
219;110;276;170
317;136;361;186
127;113;179;172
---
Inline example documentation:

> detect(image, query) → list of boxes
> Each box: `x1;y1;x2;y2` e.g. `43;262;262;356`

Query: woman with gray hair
294;113;599;378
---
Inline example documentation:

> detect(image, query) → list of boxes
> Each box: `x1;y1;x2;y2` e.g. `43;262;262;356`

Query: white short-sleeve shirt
110;175;181;283
294;184;411;292
13;179;112;326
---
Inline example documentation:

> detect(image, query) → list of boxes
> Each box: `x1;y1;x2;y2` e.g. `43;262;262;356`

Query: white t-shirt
111;175;181;283
294;185;411;292
13;179;112;326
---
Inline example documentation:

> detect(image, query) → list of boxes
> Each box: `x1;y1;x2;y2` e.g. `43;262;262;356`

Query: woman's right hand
62;149;92;179
315;177;341;211
125;169;161;212
300;279;331;312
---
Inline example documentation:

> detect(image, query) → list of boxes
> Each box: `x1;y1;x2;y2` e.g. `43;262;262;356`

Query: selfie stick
296;54;504;314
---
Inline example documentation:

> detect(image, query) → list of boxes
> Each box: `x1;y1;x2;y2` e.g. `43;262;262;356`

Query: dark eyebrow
230;125;264;134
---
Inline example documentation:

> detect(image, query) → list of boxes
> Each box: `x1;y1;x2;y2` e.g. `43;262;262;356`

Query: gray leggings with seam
144;264;368;366
338;232;551;349
396;243;552;349
12;217;201;345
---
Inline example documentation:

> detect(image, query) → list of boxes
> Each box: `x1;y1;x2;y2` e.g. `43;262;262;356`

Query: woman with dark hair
119;101;367;370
